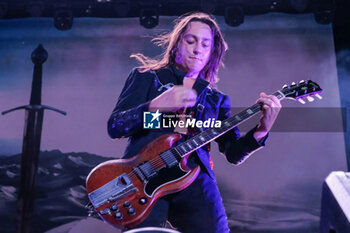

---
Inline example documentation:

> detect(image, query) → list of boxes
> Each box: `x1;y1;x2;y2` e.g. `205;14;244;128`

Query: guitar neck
172;90;285;157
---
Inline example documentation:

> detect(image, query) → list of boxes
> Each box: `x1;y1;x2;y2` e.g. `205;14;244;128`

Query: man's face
175;21;213;76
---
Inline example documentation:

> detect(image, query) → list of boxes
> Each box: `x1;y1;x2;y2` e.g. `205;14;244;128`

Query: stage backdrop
0;13;347;233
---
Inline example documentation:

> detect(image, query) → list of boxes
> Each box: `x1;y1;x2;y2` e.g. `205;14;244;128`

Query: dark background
0;0;349;232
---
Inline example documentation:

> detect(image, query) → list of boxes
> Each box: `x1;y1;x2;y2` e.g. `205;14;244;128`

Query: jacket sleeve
107;69;153;139
215;95;268;165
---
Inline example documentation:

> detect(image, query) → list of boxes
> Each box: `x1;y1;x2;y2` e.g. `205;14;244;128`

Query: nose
193;43;202;55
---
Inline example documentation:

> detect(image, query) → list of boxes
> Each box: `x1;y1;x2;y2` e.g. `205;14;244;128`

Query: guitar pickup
138;162;157;180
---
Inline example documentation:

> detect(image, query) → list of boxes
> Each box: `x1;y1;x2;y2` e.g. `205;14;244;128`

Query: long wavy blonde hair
131;12;228;88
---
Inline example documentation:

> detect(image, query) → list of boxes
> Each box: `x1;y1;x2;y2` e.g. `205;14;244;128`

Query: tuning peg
298;98;306;104
291;82;296;86
306;96;314;102
282;84;288;89
315;94;323;99
299;80;305;84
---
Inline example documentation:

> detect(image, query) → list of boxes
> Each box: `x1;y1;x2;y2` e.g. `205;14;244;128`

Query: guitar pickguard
144;164;189;197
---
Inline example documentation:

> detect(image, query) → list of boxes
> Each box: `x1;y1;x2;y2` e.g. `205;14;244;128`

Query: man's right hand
149;86;197;112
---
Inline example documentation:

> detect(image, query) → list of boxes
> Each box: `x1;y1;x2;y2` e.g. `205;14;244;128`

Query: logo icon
143;110;161;129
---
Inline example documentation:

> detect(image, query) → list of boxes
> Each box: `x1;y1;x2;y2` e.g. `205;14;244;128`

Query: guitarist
107;12;281;233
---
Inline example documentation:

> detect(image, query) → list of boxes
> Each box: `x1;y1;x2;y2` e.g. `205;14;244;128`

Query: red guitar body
86;134;200;229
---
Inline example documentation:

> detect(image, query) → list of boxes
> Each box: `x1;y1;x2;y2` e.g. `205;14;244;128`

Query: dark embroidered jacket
108;65;267;179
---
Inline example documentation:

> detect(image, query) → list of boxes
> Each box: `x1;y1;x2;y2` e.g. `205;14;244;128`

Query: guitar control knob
115;212;123;220
123;201;131;208
110;204;119;212
128;208;136;216
139;197;147;205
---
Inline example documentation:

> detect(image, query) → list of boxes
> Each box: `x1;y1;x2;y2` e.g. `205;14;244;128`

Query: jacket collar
169;64;187;84
155;64;186;85
156;64;210;90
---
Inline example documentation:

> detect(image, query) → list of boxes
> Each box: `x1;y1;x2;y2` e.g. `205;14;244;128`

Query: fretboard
172;90;285;157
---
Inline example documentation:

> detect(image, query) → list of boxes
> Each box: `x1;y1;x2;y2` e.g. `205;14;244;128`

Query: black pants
134;171;230;233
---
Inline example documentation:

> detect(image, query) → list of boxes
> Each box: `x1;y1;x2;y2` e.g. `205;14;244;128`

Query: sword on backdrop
2;44;66;233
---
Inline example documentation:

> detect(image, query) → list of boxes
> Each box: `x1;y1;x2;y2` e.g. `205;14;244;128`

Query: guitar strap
151;70;214;171
188;80;216;171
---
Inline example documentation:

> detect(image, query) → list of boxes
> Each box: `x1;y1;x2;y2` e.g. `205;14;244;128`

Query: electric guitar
86;80;323;229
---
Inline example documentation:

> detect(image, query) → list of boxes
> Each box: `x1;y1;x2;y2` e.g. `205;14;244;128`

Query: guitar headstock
281;80;323;104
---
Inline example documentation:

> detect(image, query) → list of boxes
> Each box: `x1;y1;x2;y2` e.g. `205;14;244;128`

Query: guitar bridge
88;173;137;208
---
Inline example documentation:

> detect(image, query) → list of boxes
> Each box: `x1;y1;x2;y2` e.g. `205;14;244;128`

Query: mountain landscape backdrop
0;150;320;233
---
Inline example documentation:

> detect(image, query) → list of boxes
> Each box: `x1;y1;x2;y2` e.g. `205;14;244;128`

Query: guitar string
127;105;263;181
125;91;290;182
127;123;226;179
127;156;166;180
127;127;219;179
117;105;271;202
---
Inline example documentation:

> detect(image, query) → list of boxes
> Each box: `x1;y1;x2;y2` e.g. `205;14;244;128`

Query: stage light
114;0;130;17
85;4;92;15
54;8;73;30
140;8;159;29
224;6;244;27
28;1;44;17
0;2;8;18
269;1;278;11
314;0;335;25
